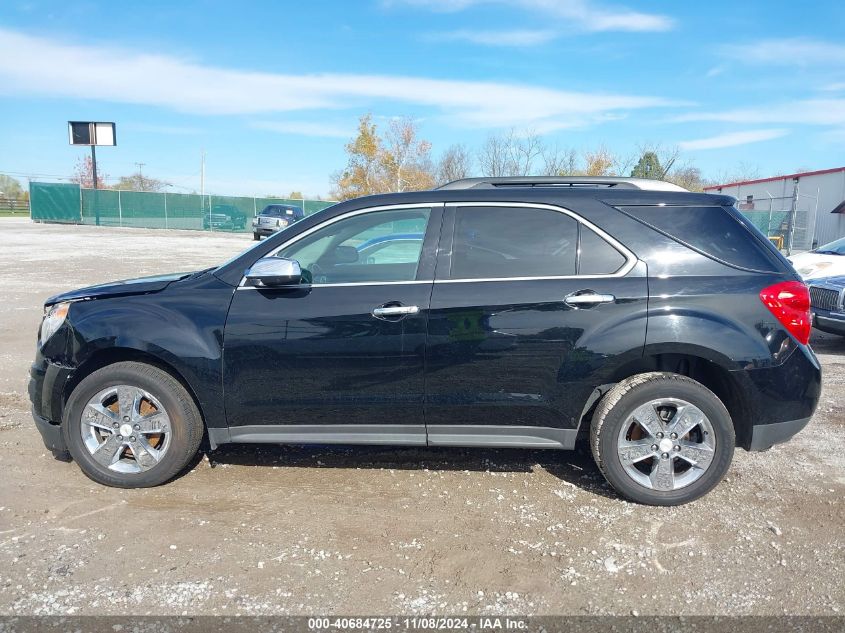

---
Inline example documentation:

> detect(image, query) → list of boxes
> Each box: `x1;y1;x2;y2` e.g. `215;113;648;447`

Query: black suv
30;177;821;505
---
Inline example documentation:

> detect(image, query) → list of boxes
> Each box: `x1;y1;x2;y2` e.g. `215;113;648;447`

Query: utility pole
200;150;206;213
91;145;98;189
134;162;146;191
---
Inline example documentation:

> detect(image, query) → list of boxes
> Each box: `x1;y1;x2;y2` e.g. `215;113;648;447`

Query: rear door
424;202;648;448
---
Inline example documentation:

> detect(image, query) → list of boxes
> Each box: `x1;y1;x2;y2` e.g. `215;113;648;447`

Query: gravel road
1;218;843;616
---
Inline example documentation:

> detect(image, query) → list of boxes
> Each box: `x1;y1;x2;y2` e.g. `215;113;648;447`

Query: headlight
252;218;259;226
39;302;70;346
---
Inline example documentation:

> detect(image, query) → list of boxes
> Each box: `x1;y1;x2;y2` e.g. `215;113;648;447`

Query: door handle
564;292;616;308
372;305;420;318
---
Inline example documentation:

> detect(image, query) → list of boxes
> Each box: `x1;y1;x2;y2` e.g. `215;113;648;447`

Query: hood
45;271;194;306
787;252;845;280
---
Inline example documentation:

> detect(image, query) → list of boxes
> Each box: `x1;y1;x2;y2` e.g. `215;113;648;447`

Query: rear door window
579;225;627;275
451;206;578;279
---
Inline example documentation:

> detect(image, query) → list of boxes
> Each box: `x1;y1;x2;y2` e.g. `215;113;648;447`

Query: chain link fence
736;191;818;253
30;182;336;233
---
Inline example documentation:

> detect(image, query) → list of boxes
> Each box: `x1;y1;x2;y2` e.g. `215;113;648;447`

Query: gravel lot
0;217;843;617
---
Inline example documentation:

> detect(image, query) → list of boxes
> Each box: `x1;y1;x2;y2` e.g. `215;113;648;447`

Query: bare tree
436;144;473;185
540;146;578;176
478;133;514;177
508;130;545;176
382;117;433;193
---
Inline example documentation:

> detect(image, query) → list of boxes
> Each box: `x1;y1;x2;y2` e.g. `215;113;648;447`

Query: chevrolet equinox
30;177;821;505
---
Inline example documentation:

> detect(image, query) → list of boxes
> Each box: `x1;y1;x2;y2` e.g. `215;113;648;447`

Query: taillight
759;281;811;345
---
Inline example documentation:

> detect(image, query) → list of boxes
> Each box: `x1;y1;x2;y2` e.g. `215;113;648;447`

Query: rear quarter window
618;205;784;272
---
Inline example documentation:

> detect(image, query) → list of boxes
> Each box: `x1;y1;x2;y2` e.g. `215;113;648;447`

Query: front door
425;203;648;448
223;204;442;445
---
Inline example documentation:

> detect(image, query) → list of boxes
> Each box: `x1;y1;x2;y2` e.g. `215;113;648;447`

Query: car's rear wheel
62;362;204;488
590;372;734;506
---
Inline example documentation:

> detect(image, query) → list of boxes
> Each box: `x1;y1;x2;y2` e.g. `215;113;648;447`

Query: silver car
252;204;305;240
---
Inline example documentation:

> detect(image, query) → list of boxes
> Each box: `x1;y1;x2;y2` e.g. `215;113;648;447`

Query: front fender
45;275;234;430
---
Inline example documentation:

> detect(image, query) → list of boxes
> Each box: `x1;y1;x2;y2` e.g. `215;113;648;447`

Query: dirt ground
0;217;843;617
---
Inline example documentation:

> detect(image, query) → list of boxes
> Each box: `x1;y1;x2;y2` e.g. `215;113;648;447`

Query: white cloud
678;129;789;151
431;29;556;46
251;120;352;138
674;100;845;126
387;0;674;32
723;38;845;66
0;27;676;131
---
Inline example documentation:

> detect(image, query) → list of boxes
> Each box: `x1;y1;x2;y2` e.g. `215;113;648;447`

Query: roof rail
436;176;688;192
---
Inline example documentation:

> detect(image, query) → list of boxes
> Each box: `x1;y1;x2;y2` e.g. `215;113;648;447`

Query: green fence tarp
29;182;81;222
29;182;336;233
743;210;790;238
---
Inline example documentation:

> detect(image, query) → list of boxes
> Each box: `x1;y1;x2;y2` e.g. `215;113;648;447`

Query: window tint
451;206;577;279
276;208;430;284
620;205;780;272
579;225;626;275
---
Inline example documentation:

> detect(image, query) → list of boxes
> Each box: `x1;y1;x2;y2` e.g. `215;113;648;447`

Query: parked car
202;204;247;231
787;236;845;280
252;204;305;240
30;176;821;505
355;233;424;263
809;275;845;336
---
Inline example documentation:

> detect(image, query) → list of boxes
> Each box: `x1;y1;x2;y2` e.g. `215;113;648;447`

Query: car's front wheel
253;232;260;241
62;361;204;488
590;372;734;506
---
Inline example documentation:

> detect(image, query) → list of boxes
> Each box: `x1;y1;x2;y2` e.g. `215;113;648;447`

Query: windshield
814;237;845;255
260;206;300;217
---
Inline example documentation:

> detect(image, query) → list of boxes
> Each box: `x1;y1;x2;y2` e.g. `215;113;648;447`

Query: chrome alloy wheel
80;385;172;474
616;398;716;491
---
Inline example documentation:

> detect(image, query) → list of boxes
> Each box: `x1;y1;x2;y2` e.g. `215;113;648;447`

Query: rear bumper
737;343;821;451
748;416;811;451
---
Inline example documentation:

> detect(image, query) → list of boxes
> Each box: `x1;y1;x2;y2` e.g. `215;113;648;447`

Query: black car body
30;177;822;504
809;276;845;335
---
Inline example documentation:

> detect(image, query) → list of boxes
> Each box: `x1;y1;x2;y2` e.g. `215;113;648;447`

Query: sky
0;0;844;197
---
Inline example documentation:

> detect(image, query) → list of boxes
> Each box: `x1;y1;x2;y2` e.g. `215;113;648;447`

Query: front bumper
29;351;74;452
813;309;845;335
253;225;281;236
32;408;67;453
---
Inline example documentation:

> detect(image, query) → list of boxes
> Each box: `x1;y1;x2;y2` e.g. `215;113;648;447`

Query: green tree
114;174;167;192
630;151;664;180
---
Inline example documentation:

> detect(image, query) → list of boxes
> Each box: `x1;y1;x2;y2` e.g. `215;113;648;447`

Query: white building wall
707;169;845;248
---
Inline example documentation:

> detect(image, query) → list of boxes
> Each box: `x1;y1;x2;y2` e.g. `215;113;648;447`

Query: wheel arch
579;350;754;449
62;347;209;440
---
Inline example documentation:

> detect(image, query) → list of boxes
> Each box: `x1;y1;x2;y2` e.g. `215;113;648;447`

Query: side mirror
244;257;302;287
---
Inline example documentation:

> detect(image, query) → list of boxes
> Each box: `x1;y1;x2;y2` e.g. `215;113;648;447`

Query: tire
62;361;204;488
253;232;261;241
590;372;734;506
